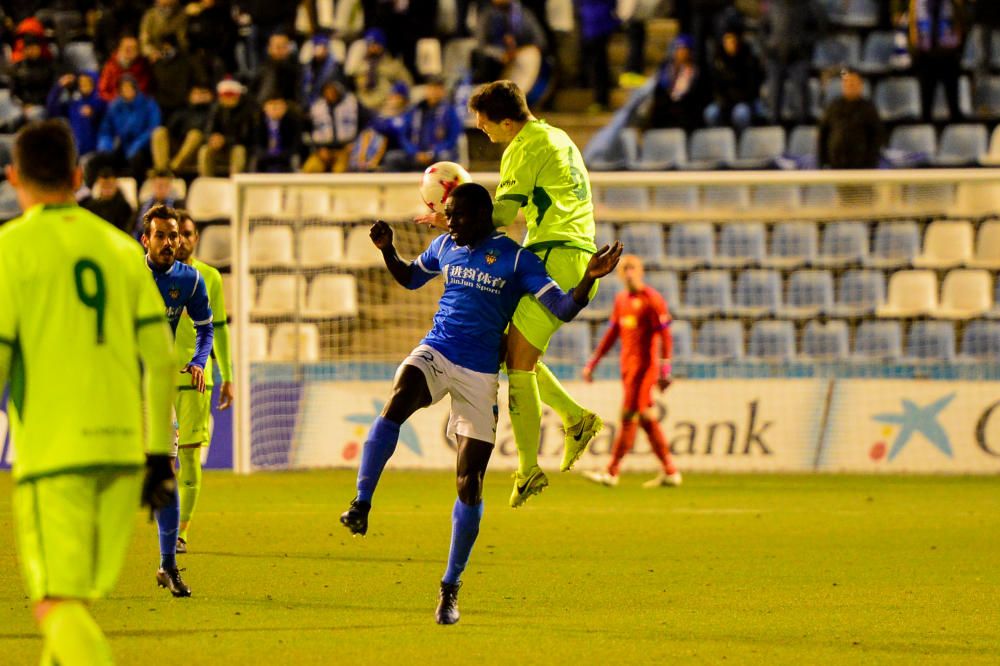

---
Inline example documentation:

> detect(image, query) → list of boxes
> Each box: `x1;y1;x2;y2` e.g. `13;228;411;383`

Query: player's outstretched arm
572;242;623;305
371;220;415;286
523;242;624;323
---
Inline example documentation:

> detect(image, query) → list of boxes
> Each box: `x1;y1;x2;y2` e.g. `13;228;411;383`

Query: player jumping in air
141;204;214;596
581;255;681;488
172;209;235;553
423;80;605;507
341;183;622;624
0;120;178;664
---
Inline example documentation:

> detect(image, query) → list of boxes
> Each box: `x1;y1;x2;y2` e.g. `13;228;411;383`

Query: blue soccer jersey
145;257;214;369
406;233;585;373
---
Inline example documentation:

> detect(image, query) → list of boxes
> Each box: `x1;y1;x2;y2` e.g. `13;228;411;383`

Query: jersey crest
485;248;500;265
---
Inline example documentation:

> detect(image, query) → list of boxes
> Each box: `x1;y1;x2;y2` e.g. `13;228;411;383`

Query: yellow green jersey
493;119;596;253
0;203;177;482
174;258;233;387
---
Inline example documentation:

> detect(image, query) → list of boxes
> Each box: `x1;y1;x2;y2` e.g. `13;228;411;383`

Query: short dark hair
450;182;493;216
468;80;530;123
175;208;198;231
13;120;78;190
142;203;179;237
95;166;117;181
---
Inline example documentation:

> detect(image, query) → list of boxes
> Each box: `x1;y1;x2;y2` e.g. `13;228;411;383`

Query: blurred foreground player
0;120;177;664
582;255;681;488
340;183;622;623
141;204;214;596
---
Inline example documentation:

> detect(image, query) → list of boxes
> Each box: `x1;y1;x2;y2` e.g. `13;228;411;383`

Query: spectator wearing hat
251;32;303;107
151;83;215;172
472;0;548;83
135;168;185;238
818;68;884;169
646;35;706;131
387;76;462;171
353;28;413;112
704;29;765;131
760;0;828;124
302;33;344;107
251;93;302;173
140;0;189;60
95;75;161;181
305;80;370;173
46;70;107;157
11;34;56;122
98;35;153;103
198;79;256;176
80;166;136;234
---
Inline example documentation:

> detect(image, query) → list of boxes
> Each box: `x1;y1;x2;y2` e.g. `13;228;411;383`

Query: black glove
142;454;177;518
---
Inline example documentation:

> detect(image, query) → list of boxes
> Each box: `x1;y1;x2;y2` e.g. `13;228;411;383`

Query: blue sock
356;417;401;503
443;498;484;585
157;491;179;570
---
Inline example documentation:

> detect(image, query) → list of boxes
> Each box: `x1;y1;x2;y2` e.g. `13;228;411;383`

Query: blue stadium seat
812;34;861;69
787;126;818;163
829;269;886;317
853;320;903;361
632;128;687;170
673;270;731;319
801;320;850;360
751;184;800;210
830;0;879;28
933;123;988;166
603;187;649;210
972;76;1000;119
702;185;750;209
904;321;956;362
712;223;766;268
887;124;936;167
800;185;839;209
932;77;973;121
780;270;834;319
763;222;818;269
859;31;897;75
669;320;693;359
732;126;786;169
595;222;616;250
960;320;1000;360
583;274;623;319
645;271;680;310
730;270;782;318
694;320;744;360
875;77;922;121
748;320;796;361
662;223;714;270
589;127;639;171
684;128;736;170
653;185;699;211
864;221;920;269
547;321;592;364
781;78;822;122
813;222;868;268
618;223;665;266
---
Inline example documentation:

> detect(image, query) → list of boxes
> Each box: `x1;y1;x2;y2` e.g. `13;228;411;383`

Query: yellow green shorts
511;245;599;353
175;387;212;447
14;468;143;601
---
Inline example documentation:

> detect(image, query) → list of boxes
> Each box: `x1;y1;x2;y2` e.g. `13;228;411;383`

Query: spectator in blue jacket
95;75;162;181
577;0;620;112
302;33;344;108
398;76;462;170
370;81;413;171
46;70;107;157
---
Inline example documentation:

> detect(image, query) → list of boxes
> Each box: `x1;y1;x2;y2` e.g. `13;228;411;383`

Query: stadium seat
63;41;98;71
298;226;344;268
198;224;232;268
888;125;936;166
959;320;1000;360
876;269;938;318
583;274;622;320
832;0;879;27
645;271;680;309
669;320;693;359
652;185;699;211
969;220;1000;269
694;320;744;360
248;323;269;362
441;38;477;87
954;182;1000;217
801;319;849;360
933;124;988;166
684;128;736;170
972;76;1000;119
812;34;861;69
932;77;973;121
781;77;822;122
864;221;920;269
904;321;956;361
117;177;137;209
763;222;818;269
829;269;886;317
332;187;380;218
249;226;295;268
296;189;335;219
702;185;750;209
631;128;687;170
589;128;638;171
595;222;616;250
673;270;731;319
546;321;591;364
858;31;897;75
780;270;834;319
662;223;714;270
188;178;234;221
748;320;796;361
800;185;839;210
0;134;13;169
415;37;443;76
875;77;921;121
730;270;782;318
137;177;187;202
813;221;868;267
302;274;359;319
751;184;800;210
340;225;384;267
0;181;21;220
269;323;320;362
254;275;305;317
618;223;665;265
382;186;427;219
0;89;24;131
786;126;818;164
936;269;993;319
912;220;974;269
853;320;903;361
732;126;786;169
981;125;1000;166
712;223;766;268
603;186;650;210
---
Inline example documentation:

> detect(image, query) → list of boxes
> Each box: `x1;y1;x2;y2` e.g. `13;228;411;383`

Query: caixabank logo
869;393;955;462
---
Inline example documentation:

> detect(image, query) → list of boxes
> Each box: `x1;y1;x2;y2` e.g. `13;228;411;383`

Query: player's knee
456;472;483;505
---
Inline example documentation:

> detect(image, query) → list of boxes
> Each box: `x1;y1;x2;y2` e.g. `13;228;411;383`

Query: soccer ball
419;161;471;213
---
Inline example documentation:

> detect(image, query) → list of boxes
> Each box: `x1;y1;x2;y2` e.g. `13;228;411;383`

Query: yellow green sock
40;601;112;666
178;446;203;539
536;361;585;426
508;369;541;476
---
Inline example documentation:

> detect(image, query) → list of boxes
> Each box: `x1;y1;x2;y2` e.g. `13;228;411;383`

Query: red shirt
587;285;672;373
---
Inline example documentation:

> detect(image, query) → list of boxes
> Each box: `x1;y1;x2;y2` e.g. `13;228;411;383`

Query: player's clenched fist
370;220;394;250
142;454;178;516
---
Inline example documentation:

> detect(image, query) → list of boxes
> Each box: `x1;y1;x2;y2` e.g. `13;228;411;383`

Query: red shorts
621;366;657;412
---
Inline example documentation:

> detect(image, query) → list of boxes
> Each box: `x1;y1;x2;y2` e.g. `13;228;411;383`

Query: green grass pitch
1;471;998;664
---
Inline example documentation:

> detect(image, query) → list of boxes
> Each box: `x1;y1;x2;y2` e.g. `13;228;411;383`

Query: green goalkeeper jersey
174;258;233;388
0;203;177;481
493;119;597;253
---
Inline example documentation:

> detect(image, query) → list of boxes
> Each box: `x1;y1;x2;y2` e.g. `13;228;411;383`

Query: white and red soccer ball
419;161;471;213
